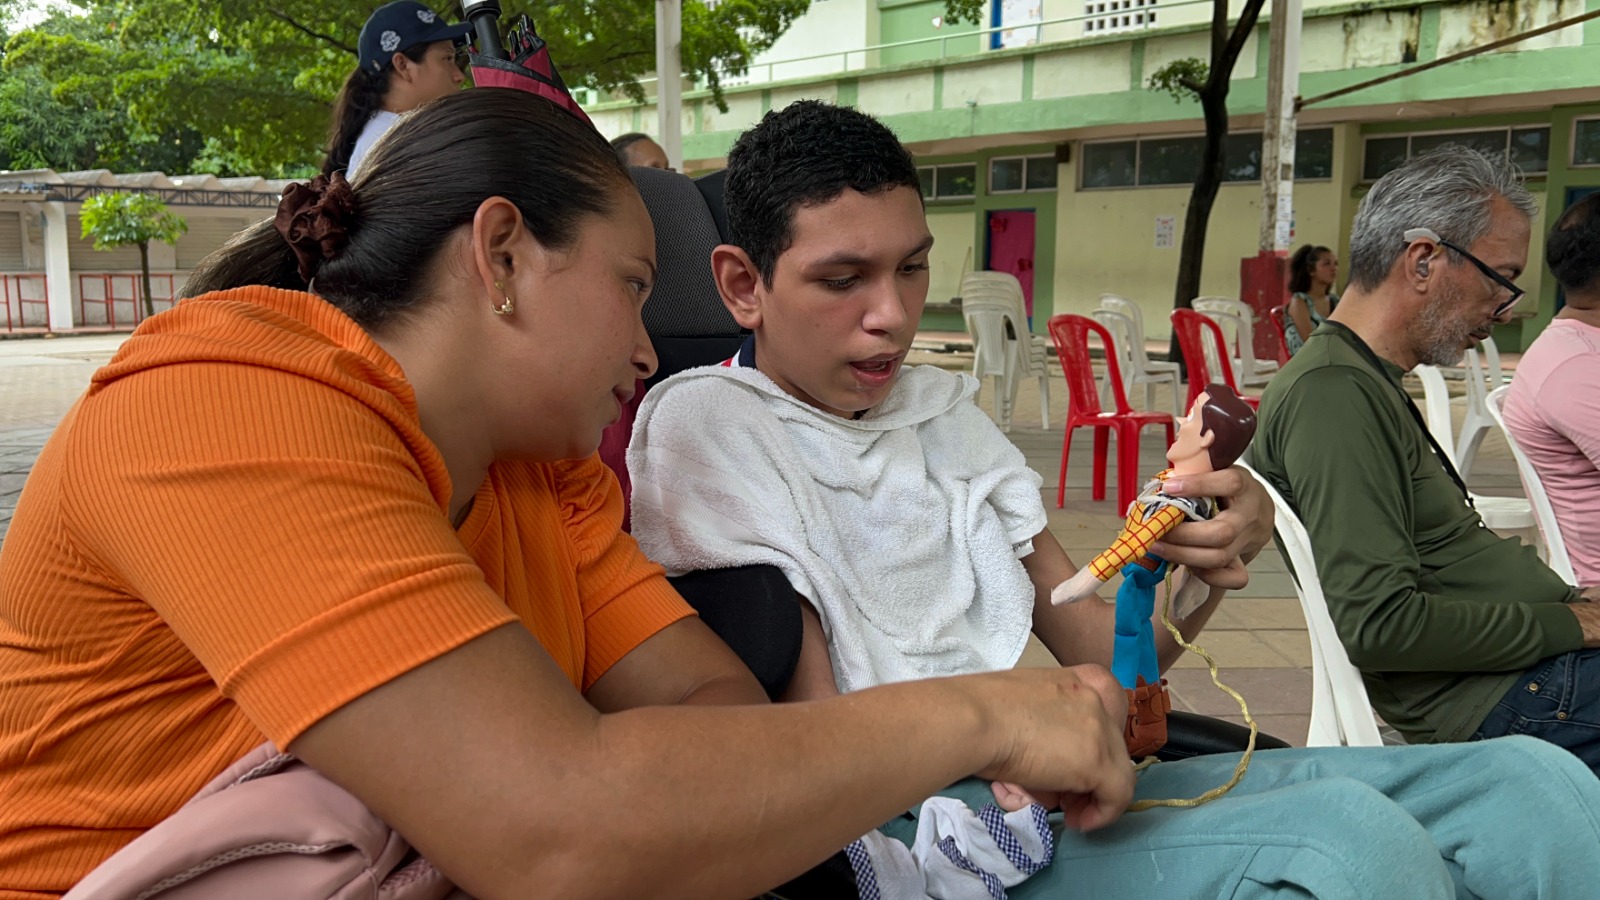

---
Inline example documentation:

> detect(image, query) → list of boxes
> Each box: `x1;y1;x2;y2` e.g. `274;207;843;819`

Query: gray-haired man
1251;146;1600;769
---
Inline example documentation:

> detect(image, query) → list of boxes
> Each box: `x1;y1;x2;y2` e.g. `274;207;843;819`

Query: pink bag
64;743;468;900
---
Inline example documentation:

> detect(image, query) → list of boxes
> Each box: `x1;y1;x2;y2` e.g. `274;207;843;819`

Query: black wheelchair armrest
1157;709;1291;761
666;564;802;702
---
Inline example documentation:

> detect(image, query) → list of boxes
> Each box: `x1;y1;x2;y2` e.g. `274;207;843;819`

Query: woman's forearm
294;625;1129;900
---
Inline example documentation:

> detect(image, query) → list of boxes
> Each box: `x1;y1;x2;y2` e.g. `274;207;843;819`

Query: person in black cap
320;1;473;178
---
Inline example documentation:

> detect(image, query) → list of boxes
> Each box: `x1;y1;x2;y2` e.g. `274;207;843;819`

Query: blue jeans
877;737;1600;899
1471;648;1600;773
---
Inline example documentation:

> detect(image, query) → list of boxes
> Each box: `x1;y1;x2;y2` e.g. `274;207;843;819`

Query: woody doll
1050;384;1257;757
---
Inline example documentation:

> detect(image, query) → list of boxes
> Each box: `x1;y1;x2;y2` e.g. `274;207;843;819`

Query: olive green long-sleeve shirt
1250;323;1582;743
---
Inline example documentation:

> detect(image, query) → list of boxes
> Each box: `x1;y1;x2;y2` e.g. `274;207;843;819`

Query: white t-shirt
346;110;401;179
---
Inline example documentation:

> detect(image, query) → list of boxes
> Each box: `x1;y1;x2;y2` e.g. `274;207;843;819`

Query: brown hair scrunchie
274;172;357;282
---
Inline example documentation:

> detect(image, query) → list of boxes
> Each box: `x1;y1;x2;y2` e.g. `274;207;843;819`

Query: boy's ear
711;244;764;330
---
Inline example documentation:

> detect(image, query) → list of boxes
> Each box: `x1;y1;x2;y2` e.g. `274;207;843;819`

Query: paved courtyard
0;331;1537;748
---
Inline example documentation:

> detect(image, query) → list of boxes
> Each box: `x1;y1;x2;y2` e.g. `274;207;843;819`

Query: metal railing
77;273;179;330
1;273;49;333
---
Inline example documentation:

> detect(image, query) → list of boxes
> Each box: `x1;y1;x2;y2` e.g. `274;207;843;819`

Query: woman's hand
976;664;1132;830
1149;466;1274;591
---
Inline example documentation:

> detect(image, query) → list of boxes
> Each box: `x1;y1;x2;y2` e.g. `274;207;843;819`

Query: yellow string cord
1126;570;1257;812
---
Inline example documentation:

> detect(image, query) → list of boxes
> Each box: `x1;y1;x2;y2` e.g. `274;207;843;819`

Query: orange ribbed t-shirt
0;287;693;898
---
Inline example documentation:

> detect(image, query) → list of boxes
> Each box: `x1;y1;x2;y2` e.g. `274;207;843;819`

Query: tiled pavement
0;335;132;542
0;332;1537;748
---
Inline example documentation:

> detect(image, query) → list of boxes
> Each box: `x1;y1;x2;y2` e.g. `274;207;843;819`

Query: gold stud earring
492;279;515;316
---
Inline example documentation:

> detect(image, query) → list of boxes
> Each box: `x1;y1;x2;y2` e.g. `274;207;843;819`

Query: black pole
460;0;506;59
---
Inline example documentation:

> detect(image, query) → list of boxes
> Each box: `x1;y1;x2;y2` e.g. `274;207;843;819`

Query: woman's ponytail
320;44;429;176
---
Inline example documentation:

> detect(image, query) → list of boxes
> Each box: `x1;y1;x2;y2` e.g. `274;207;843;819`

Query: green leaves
1147;58;1209;103
80;192;187;251
4;0;980;174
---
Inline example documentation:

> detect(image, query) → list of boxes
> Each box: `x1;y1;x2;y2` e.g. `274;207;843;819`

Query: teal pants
880;736;1599;899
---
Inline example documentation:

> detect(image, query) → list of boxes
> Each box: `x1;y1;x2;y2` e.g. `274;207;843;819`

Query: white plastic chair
1454;338;1504;479
960;271;1050;431
1412;365;1537;535
1192;297;1277;387
1091;308;1181;417
1485;385;1578;585
1238;461;1385;747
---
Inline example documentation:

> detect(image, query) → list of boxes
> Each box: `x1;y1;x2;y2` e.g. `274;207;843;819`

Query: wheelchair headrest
629;165;741;332
627;166;748;384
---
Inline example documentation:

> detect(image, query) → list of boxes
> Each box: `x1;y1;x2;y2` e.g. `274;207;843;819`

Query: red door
986;210;1036;324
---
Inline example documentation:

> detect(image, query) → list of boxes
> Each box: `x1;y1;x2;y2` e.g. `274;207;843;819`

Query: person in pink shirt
1505;193;1600;588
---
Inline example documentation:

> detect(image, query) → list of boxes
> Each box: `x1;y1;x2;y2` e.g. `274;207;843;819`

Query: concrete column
1259;0;1303;254
40;201;73;331
655;0;684;171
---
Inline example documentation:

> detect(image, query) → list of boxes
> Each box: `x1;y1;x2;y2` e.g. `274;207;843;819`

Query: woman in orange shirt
0;89;1139;898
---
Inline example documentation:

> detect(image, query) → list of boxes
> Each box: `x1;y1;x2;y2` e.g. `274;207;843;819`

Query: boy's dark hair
1197;383;1256;471
1288;244;1331;294
723;101;921;285
1547;193;1600;303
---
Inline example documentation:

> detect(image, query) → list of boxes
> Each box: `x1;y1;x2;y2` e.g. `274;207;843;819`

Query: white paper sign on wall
1155;215;1177;249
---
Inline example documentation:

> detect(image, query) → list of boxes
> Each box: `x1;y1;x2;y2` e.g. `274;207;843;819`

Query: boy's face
744;185;933;417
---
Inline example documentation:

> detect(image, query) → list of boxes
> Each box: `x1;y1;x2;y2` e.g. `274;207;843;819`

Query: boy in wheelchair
627;100;1600;898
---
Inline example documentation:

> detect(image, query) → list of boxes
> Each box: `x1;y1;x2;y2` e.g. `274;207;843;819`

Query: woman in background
1283;243;1340;356
321;0;470;178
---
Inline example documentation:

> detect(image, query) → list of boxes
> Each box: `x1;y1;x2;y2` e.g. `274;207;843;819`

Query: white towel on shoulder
628;364;1046;692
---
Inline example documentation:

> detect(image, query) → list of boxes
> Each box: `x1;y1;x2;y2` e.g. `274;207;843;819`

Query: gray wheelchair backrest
628;167;746;384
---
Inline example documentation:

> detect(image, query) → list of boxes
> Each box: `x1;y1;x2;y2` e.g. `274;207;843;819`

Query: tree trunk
1172;90;1230;315
1163;0;1265;379
1167;90;1231;377
138;241;154;320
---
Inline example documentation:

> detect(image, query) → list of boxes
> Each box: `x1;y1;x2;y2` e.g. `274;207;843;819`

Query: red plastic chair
1266;305;1292;365
1171;308;1262;413
1046;314;1177;513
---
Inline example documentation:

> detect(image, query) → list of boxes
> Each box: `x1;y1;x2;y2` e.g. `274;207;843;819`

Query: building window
1083;0;1158;35
989;155;1058;193
1510;126;1550;174
1137;136;1204;186
1572;119;1600;167
1223;133;1263;182
1360;126;1551;181
1295;128;1335;179
918;163;978;200
1081;141;1137;188
990;157;1025;192
1024;155;1059;190
1079;129;1333;189
1362;137;1408;182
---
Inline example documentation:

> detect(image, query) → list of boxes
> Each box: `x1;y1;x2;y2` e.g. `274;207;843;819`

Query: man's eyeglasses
1403;227;1524;318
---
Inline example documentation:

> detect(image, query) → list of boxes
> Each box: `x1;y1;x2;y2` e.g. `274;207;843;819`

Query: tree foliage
1146;57;1209;105
1;0;977;177
80;191;187;317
